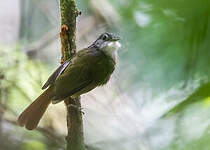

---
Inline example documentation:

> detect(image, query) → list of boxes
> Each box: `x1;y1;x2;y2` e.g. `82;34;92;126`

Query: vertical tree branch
59;1;84;150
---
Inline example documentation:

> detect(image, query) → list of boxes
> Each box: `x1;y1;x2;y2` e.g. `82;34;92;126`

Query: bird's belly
94;64;115;86
71;83;97;98
72;64;115;97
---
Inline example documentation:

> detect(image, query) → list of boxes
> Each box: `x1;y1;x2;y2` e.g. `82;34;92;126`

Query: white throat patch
103;41;121;61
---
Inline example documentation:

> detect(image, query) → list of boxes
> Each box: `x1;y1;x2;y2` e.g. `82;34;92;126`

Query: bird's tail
18;87;53;130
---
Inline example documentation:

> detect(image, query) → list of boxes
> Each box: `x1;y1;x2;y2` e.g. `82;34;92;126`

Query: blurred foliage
21;141;46;150
110;0;210;149
0;46;64;150
19;0;59;43
0;45;48;114
108;0;210;92
1;0;210;150
163;82;210;118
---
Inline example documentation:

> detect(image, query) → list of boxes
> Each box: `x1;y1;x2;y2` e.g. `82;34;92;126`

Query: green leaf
162;82;210;118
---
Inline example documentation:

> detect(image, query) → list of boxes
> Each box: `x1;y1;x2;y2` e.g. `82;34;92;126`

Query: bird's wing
42;60;70;90
51;49;102;101
51;79;92;104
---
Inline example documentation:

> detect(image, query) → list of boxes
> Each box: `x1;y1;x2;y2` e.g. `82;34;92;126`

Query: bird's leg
69;104;85;114
68;97;85;114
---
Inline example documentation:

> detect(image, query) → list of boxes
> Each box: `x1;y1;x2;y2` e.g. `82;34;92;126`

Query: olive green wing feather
42;60;70;89
51;49;100;102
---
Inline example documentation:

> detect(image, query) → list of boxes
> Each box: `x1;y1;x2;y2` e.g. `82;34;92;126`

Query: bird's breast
92;54;116;86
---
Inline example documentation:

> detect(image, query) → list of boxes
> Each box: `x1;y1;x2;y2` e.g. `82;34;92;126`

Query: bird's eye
102;34;108;40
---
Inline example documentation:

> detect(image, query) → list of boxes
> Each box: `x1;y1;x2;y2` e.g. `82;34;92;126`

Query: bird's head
89;33;121;58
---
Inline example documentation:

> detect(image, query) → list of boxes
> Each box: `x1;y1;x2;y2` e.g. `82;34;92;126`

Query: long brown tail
18;87;53;130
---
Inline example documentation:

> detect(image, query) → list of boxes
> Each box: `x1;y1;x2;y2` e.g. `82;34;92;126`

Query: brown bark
59;1;84;150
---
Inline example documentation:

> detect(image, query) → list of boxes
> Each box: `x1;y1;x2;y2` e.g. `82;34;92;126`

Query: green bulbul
18;33;121;130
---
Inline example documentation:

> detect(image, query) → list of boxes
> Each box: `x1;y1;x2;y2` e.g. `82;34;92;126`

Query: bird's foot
69;104;85;114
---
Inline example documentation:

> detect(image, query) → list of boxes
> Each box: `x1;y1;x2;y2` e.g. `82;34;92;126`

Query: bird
18;32;121;130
